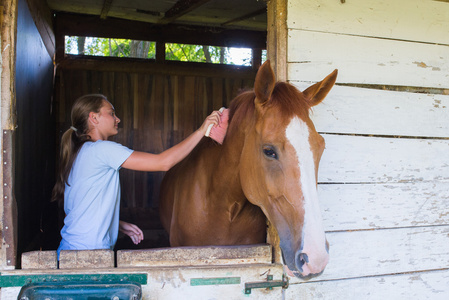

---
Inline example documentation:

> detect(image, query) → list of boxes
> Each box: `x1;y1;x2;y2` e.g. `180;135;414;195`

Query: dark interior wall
54;62;255;249
15;0;56;259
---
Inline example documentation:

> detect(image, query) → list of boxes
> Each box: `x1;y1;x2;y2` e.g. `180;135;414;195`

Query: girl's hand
119;220;144;245
198;110;221;136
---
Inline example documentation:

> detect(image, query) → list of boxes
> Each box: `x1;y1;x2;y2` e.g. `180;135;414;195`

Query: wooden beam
56;56;257;79
55;13;266;49
251;48;262;70
267;0;287;81
100;0;114;19
25;0;55;59
156;41;165;63
1;0;18;269
265;0;287;264
221;8;266;26
159;0;212;24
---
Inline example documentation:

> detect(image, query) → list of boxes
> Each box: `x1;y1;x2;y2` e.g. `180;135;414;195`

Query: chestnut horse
159;60;337;278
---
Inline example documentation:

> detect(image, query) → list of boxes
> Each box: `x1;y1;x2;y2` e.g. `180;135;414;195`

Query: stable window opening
65;36;266;67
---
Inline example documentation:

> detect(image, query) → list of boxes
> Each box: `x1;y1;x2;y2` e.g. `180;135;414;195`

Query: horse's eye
263;146;278;159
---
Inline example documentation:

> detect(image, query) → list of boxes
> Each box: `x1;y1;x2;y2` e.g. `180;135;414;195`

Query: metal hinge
244;274;289;294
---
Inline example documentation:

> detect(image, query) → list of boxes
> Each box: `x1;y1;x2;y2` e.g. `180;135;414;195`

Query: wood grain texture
287;0;449;45
292;84;449;138
286;269;449;300
319;182;449;232
55;65;254;211
288;225;449;283
287;30;449;88
319;134;449;183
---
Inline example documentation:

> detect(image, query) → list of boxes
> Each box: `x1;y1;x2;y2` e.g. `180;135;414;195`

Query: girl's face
96;100;121;139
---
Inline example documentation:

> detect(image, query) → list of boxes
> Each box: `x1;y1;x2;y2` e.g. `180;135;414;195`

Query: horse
159;60;337;278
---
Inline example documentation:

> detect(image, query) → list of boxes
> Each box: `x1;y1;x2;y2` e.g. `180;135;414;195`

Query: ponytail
51;94;106;202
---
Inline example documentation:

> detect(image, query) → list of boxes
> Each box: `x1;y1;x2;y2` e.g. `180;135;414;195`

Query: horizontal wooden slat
319;182;449;232
117;244;272;267
287;30;449;88
318;134;449;183
287;0;449;45
292;84;449;138
286;268;449;300
289;225;449;284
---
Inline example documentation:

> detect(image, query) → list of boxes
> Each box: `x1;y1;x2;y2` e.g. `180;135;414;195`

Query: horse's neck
209;120;249;207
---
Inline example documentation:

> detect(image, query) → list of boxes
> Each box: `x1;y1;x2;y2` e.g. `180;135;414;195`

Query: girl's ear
89;112;99;125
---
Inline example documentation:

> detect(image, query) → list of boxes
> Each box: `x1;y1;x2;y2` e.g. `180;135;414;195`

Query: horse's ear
254;60;276;105
303;69;338;107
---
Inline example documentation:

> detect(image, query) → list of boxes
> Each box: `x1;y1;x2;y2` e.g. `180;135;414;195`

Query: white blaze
285;117;328;275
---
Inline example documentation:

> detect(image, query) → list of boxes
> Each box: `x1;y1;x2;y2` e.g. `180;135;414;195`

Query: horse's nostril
296;252;309;272
301;253;309;263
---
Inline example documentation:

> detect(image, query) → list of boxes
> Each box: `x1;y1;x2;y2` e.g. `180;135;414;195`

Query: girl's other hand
119;220;144;245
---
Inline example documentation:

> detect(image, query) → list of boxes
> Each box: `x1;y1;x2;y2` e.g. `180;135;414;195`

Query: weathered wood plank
292;84;449;138
286;268;449;300
319;182;449;232
117;244;272;267
319;134;449;183
288;225;449;283
287;0;449;45
287;30;449;88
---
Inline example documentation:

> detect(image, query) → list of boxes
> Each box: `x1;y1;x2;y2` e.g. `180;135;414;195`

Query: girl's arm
121;110;221;172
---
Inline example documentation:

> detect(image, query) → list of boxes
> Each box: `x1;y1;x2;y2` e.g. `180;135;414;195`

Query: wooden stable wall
282;0;449;298
54;59;256;247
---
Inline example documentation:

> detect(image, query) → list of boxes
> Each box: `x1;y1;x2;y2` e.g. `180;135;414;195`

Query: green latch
244;274;289;294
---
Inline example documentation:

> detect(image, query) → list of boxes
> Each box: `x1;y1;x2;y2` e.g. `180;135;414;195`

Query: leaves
64;36;257;66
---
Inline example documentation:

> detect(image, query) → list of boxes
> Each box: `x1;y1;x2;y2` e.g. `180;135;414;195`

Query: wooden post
156;41;165;63
267;0;287;82
266;0;288;265
1;0;18;269
252;48;262;70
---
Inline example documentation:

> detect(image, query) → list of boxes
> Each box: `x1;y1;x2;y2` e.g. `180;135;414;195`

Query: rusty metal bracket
244;274;289;294
2;130;17;267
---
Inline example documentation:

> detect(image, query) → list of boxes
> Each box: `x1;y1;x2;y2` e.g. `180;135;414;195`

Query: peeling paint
414;61;428;68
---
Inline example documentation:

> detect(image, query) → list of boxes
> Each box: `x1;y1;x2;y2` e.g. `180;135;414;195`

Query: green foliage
165;44;229;64
64;36;254;66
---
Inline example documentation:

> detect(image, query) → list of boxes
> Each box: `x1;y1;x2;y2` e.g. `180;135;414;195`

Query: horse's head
237;60;337;278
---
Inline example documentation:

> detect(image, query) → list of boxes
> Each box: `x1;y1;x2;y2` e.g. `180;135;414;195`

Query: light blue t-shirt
57;140;133;256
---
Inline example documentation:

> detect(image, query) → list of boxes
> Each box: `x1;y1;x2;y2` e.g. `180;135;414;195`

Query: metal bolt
20;297;29;300
112;296;119;300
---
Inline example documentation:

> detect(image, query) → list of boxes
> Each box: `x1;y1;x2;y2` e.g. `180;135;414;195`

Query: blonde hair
51;94;107;202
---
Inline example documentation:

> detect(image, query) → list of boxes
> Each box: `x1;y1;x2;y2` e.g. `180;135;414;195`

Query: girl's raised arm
121;110;220;172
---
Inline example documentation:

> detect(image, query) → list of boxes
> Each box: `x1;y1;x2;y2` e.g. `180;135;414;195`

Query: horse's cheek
239;149;264;204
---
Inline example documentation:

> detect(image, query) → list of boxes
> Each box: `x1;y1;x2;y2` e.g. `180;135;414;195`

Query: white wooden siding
285;0;449;298
286;269;449;300
287;0;449;45
294;84;449;138
319;134;449;183
288;30;449;88
319;182;449;231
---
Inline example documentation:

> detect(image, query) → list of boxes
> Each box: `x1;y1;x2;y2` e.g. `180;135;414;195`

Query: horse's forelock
270;82;310;119
227;82;310;132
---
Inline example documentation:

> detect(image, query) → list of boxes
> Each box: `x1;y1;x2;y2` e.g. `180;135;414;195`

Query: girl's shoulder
82;140;132;155
81;140;133;169
91;140;133;155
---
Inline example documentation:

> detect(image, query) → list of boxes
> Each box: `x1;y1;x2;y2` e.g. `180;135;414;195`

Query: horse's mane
228;81;310;132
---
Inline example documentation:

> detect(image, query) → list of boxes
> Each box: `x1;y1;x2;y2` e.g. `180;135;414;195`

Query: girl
53;94;221;256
